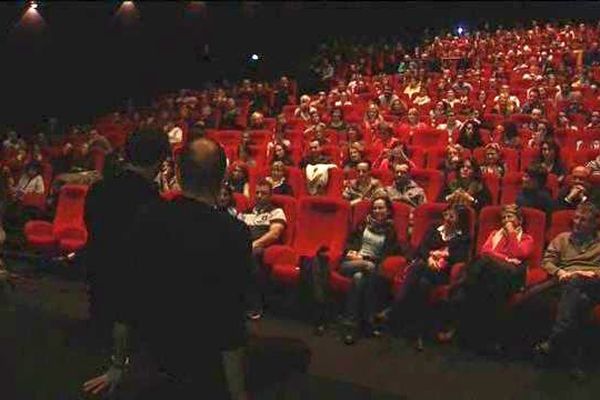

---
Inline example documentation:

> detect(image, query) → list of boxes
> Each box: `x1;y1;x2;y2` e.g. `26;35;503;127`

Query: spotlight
457;26;464;35
250;54;259;61
30;1;38;9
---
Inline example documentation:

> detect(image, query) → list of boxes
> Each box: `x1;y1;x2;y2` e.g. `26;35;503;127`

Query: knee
352;272;364;284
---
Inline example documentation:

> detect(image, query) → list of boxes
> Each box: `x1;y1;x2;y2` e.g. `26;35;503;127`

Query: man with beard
385;162;427;208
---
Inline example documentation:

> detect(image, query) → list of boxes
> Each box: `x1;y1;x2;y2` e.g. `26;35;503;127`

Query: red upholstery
482;173;501;205
476;206;547;287
413;129;449;148
501;172;559;203
232;193;250;213
411;169;444;203
25;184;89;253
205;130;242;147
267;197;350;286
546;210;574;243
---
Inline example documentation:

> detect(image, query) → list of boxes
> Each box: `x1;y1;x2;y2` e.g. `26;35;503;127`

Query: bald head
571;165;591;187
178;138;227;196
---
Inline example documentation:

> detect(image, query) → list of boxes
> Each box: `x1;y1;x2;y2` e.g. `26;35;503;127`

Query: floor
1;259;600;400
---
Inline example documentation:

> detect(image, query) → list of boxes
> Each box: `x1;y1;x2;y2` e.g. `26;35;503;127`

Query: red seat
205;130;242;147
546;210;574;243
482;174;501;205
299;167;344;198
477;206;548;291
501;172;559;204
411;169;444;203
330;200;412;292
265;197;351;286
232;193;250;213
413;129;449;148
569;148;600;168
24;184;89;254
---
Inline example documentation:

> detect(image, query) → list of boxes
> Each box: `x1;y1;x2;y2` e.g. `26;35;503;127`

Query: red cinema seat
413;129;449;149
569;148;600;169
411;169;444;203
299;167;344;198
546;210;575;243
385;203;476;298
25;184;89;254
205;130;242;147
482;173;501;205
501;172;559;204
407;146;426;169
265;197;351;286
232;193;251;213
476;206;548;291
426;146;471;170
472;147;519;173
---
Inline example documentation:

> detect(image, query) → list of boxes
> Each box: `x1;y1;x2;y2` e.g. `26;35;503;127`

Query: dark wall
0;2;598;133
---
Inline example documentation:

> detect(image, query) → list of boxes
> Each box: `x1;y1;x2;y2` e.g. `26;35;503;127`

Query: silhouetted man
84;129;170;344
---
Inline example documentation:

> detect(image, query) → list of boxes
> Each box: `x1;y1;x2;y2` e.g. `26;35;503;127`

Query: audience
439;157;492;211
385;163;427;208
342;161;382;205
516;165;555;213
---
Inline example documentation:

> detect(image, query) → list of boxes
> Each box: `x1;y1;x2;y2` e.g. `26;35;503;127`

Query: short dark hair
177;138;227;195
125;129;170;167
576;202;600;225
526;164;548;187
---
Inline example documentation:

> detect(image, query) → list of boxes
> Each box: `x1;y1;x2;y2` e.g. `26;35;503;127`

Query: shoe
246;310;263;321
314;324;326;336
343;333;356;346
415;336;424;352
436;328;456;343
533;340;552;356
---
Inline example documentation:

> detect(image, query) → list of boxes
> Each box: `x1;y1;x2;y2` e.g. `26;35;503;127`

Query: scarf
365;214;393;236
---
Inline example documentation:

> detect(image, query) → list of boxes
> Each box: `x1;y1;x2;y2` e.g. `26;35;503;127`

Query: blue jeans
340;259;379;325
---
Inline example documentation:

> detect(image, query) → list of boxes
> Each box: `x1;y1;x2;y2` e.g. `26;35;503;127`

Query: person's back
126;197;250;397
84;129;170;337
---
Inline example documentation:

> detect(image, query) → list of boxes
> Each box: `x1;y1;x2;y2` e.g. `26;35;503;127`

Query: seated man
385;162;427;208
342;161;382;206
534;203;600;377
300;140;335;196
516;164;555;214
557;166;592;210
240;179;287;320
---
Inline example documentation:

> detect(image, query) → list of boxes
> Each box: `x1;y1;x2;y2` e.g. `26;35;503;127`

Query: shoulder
549;231;571;246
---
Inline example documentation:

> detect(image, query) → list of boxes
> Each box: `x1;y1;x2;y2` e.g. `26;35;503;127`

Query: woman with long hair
439;157;492;211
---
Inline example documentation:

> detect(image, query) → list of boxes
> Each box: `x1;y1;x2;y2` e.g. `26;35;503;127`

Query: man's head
393;162;411;187
308;140;322;157
356;161;372;184
125;129;170;173
522;164;548;190
572;202;600;237
531;108;543;121
570;165;591;187
177;138;227;199
255;178;273;208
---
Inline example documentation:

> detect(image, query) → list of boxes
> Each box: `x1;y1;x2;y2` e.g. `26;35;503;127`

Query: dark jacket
516;187;555;214
343;221;403;262
415;224;472;267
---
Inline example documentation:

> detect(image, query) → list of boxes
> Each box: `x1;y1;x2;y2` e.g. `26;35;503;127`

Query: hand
252;241;261;250
505;257;521;265
557;270;576;282
83;366;123;396
504;221;516;234
427;256;441;270
574;270;598;279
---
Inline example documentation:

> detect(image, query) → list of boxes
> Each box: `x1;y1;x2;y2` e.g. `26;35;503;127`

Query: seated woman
342;142;365;173
375;142;415;171
480;143;506;178
220;98;240;129
388;98;408;118
14;161;45;200
268;141;294;166
535;139;566;183
265;161;294;197
439;157;492;211
248;111;266;130
380;204;471;350
457;120;483;150
363;103;385;132
237;132;257;168
527;120;554;149
216;183;240;219
226;161;250;198
156;157;180;194
340;194;401;345
438;144;465;181
328;107;348;132
412;87;431;106
447;204;533;352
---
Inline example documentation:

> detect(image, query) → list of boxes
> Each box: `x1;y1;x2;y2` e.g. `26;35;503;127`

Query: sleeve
448;233;471;265
542;234;564;276
269;208;287;226
34;176;45;195
416;226;439;260
344;228;363;255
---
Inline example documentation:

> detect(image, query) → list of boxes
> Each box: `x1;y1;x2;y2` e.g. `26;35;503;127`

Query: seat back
411;203;476;255
547;210;575;243
352;200;411;244
411;169;444;202
501;172;559;203
476;206;546;267
413;129;449;148
53;184;89;236
232;193;250;213
294;197;350;257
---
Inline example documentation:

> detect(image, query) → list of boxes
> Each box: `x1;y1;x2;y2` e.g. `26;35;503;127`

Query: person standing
84;129;170;345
